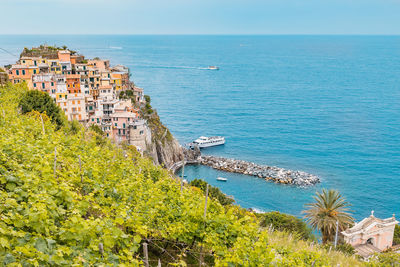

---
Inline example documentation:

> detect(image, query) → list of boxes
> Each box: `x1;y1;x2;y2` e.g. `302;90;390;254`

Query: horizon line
1;33;400;36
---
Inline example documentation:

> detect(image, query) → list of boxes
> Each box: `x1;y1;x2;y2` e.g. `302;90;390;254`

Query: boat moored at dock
191;136;225;148
216;177;228;182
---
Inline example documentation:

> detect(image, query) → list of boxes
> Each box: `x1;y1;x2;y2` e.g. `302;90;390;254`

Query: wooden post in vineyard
79;155;83;184
143;242;149;267
40;114;45;135
53;147;57;179
199;184;209;266
180;162;185;192
203;184;209;219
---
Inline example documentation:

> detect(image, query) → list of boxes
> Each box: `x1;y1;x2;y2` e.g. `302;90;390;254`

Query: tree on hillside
393;224;400;245
19;90;66;129
303;189;354;244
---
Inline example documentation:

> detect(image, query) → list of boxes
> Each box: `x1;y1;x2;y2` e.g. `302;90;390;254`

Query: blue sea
1;35;400;220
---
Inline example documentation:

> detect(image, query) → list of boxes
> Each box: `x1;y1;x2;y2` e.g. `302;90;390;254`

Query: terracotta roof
342;214;398;236
354;244;381;258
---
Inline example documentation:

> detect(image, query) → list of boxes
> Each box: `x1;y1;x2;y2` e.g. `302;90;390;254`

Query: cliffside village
1;46;399;259
3;46;149;151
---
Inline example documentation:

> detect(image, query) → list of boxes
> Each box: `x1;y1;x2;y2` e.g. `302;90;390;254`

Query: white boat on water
191;136;225;148
207;66;219;70
217;177;228;182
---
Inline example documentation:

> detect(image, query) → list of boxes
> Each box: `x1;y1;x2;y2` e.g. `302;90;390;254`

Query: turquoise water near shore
1;35;400;220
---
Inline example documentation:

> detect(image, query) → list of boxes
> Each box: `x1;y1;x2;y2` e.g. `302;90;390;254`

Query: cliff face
142;110;184;168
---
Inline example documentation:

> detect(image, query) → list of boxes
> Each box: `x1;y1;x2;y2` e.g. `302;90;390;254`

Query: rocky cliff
141;106;185;168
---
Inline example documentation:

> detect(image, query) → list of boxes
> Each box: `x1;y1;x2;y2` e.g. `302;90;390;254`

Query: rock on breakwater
198;155;320;186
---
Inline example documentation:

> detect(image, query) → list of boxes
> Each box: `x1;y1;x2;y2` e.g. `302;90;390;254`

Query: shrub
259;211;315;241
393;224;400;245
370;251;400;266
323;243;355;256
144;94;151;104
189;179;235;206
68;120;82;134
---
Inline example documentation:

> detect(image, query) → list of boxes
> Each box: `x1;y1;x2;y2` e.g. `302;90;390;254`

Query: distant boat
191;136;225;148
207;66;219;70
217;177;228;182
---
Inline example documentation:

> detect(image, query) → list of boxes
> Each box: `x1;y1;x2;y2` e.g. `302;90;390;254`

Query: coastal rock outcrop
143;111;184;168
198;155;320;186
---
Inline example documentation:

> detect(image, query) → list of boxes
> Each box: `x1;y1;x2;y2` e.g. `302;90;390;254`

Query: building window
123;129;125;135
123;123;125;128
140;130;144;135
114;123;117;127
22;70;25;75
97;118;99;123
16;70;19;75
65;95;67;99
118;129;121;135
51;82;54;86
42;83;45;88
92;118;94;122
33;70;36;74
33;83;36;87
133;126;137;129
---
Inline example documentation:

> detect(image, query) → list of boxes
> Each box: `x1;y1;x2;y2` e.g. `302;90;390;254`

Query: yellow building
20;57;47;67
48;60;62;74
111;72;123;91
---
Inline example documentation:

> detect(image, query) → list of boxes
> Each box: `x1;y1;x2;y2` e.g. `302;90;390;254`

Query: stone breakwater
198;155;320;186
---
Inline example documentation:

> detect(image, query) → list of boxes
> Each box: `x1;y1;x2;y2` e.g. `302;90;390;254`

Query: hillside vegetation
0;83;370;266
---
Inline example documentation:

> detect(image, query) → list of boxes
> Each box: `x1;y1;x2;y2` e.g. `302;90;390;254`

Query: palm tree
303;189;354;244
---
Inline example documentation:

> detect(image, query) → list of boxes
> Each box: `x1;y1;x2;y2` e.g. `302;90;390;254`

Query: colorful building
66;74;81;94
342;211;399;258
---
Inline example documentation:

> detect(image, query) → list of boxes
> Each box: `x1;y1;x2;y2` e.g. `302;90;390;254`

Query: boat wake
139;65;218;70
109;46;123;50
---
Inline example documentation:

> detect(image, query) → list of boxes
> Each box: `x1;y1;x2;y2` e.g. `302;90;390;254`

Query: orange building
58;50;71;62
8;65;32;85
66;74;81;94
70;55;85;65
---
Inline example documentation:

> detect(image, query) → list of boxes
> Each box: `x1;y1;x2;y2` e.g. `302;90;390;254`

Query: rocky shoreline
198;155;320;186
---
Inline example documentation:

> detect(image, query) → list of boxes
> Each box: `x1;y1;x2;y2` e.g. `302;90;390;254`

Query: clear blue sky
2;0;400;35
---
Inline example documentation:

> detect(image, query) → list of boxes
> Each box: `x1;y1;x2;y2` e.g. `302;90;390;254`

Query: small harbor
198;155;320;186
172;147;320;186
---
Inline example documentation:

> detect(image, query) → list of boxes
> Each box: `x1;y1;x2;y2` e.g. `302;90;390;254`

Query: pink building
110;111;137;143
32;74;57;95
342;211;398;258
